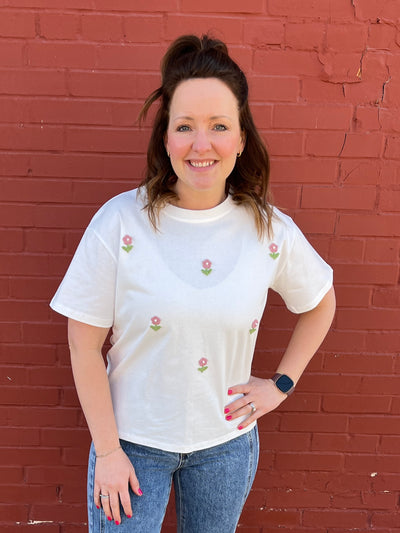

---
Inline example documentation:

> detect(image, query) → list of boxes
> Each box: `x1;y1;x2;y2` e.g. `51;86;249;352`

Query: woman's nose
192;130;211;153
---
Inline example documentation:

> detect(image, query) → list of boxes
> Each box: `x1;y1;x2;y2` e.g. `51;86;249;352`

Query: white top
50;188;333;453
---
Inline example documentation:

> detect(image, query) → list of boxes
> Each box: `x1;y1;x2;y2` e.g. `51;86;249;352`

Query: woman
51;34;336;532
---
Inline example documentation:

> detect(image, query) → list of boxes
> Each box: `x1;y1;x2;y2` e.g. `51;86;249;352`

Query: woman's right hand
93;446;142;525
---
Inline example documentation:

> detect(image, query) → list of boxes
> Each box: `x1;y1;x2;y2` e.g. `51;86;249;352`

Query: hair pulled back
139;34;272;237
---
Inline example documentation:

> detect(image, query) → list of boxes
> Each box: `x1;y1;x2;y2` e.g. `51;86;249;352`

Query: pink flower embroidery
150;316;161;331
122;234;133;253
249;319;259;334
269;242;280;260
198;357;208;373
201;259;212;276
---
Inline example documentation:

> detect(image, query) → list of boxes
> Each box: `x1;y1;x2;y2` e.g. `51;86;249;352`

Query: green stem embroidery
122;245;133;253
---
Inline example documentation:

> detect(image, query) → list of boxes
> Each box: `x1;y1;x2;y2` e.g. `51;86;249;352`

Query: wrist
95;443;122;459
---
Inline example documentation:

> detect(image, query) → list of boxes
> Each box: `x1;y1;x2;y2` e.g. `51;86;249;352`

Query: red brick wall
1;2;399;532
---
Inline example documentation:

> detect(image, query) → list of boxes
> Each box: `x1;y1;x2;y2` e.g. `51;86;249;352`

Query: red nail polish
228;389;233;395
96;505;100;509
127;515;132;519
115;521;120;525
224;407;230;414
238;425;243;430
107;516;112;521
138;488;143;496
226;415;232;421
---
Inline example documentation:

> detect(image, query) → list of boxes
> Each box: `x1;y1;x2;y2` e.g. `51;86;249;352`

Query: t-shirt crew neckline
162;194;235;222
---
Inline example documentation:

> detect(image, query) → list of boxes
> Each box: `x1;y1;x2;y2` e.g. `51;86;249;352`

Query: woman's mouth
188;160;216;168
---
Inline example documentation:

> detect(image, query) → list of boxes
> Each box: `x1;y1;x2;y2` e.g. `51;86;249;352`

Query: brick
251;103;273;129
312;433;378;453
0;69;66;96
25;231;66;254
344;79;386;105
319;52;363;83
373;286;400;308
355;105;381;130
300;374;363;394
0;11;36;38
339;159;381;185
305;131;346;157
28;42;97;69
96;43;163;70
94;0;177;10
124;15;164;43
341;133;384;158
264;132;303;157
323;394;391;414
349;416;400;435
40;13;80;40
361;376;400;395
33;205;95;229
383;79;400;108
302;186;376;210
302;78;346;103
0;504;29;522
265;488;331;508
269;0;353;20
0;466;24;484
281;413;348;432
327;24;368;52
276;452;342;471
379;108;400;133
366;332;400;353
0;124;63;151
0;386;59;406
381;160;400;186
0;42;25;67
323;330;367;353
240;508;300;527
0;301;49;321
336;309;400;330
2;406;78;427
0;229;24;252
7;0;92;6
181;0;263;12
249;76;299;102
354;0;400;21
1;178;72;203
285;23;325;51
385;135;400;159
345;453;400;474
368;22;398;49
0;427;40;446
40;428;90;447
323;353;394;374
0;344;56;365
254;50;320;76
244;19;284;46
72;181;130;205
293;211;336;234
303;509;368;528
379;436;400;454
68;70;158;98
337;214;400;236
272;158;338;184
165;14;243;44
0;322;21;342
330;239;365;263
372;511;400;528
81;13;123;42
273;104;352;130
65;127;148;154
29;366;74;387
30;503;86;523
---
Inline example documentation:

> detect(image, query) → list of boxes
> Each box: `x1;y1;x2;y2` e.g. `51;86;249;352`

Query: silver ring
100;494;110;499
249;402;256;414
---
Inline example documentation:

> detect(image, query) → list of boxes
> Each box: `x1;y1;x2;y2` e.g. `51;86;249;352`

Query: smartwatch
271;373;295;396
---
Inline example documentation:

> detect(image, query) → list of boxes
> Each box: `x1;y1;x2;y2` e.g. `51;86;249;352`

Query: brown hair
138;34;273;237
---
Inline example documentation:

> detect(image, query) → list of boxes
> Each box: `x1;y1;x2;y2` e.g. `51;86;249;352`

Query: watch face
276;374;294;393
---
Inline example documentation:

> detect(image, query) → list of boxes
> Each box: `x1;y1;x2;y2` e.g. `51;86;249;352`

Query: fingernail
96;505;100;509
127;515;132;519
238;425;243;430
107;516;112;521
115;521;120;525
224;407;230;414
138;488;143;496
226;415;232;421
228;389;233;395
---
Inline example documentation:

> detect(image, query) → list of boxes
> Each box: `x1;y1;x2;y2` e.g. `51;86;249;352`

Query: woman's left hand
224;375;288;430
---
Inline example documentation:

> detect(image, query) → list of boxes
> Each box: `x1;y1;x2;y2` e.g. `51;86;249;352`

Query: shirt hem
117;421;257;454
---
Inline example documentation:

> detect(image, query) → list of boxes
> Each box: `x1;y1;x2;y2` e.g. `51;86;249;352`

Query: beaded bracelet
96;445;122;458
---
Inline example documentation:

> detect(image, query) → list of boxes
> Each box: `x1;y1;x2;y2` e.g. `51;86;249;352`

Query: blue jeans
87;426;259;533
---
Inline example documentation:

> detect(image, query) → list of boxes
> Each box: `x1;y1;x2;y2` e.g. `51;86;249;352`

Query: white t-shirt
50;188;333;453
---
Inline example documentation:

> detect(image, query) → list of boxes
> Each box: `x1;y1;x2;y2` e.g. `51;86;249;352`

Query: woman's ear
240;130;246;154
164;135;170;157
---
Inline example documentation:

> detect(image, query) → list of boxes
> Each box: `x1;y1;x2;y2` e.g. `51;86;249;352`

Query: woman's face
165;77;245;209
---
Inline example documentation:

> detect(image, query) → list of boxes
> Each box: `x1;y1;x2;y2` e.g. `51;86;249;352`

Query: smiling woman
50;33;335;533
165;77;245;209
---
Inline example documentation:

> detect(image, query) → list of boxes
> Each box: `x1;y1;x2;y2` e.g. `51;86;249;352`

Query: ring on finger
249;402;256;414
100;494;110;499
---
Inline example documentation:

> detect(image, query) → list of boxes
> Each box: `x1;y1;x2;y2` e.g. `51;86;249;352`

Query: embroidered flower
249;319;258;334
269;243;280;260
198;357;208;373
150;316;161;331
122;234;133;253
201;259;212;276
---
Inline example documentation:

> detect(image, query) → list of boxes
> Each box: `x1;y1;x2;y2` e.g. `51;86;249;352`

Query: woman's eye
214;124;228;131
177;125;191;132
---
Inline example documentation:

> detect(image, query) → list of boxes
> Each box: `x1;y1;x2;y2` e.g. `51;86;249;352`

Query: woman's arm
225;286;336;427
68;319;142;525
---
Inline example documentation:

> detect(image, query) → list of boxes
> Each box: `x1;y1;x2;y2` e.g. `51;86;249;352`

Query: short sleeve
270;220;333;314
50;227;117;328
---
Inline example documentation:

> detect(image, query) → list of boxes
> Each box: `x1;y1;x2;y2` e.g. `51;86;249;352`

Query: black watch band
271;373;295;396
